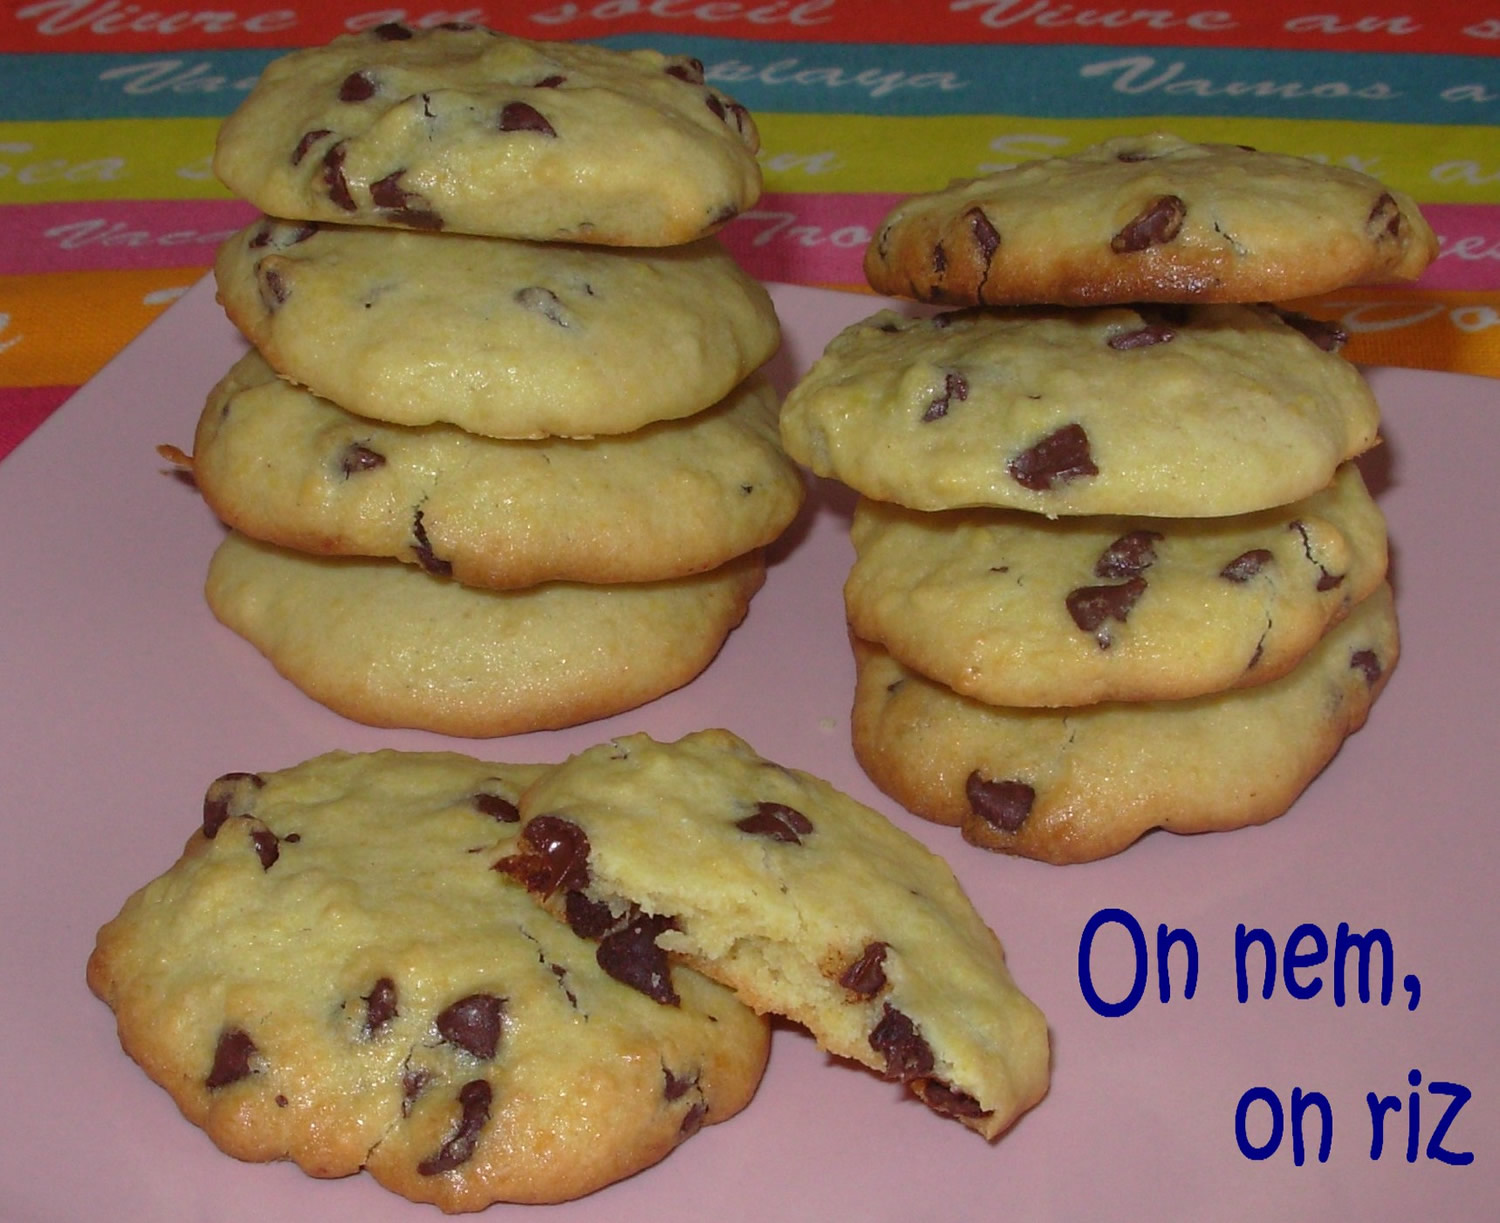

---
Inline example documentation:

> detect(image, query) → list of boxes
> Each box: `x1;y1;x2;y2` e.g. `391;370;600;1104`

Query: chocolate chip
369;171;443;231
597;911;680;1006
967;207;1000;265
291;128;330;165
435;994;505;1060
1094;530;1162;580
258;265;288;308
497;815;591;896
371;21;412;39
1290;521;1343;591
734;801;813;844
205;1027;257;1089
914;1078;991;1121
514;285;569;326
922;371;968;422
418;1080;492;1175
666;58;705;84
401;1065;431;1115
679;1100;708;1137
705;94;727;121
338;71;376;102
663;1067;698;1101
965;774;1034;833
1273;307;1348;352
499;102;556;136
563;889;617;939
1368;192;1402;240
1066;577;1147;647
410;509;452;577
869;1004;933;1081
363;977;398;1036
202;772;264;837
436;20;477;30
1116;148;1157;162
1221;549;1274;582
1111;194;1186;253
472;791;518;823
1108;321;1176;350
1350;648;1382;684
1007;423;1098;491
839;942;890;999
340;442;386;476
250;827;279;870
321;142;355;211
534;73;566;87
931;242;947;274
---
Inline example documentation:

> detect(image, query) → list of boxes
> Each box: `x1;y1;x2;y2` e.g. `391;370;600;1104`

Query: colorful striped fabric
3;0;1497;461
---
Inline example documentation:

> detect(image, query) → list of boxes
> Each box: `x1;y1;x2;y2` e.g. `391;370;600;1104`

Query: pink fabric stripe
3;195;1493;290
0;385;74;464
0;200;258;275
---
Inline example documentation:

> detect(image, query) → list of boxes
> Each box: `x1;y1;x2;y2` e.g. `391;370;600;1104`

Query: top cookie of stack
188;23;801;737
780;133;1435;862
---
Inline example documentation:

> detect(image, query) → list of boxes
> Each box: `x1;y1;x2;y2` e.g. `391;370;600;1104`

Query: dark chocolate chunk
734;801;813;844
679;1100;708;1137
1111;194;1186;253
1350;648;1382;685
965;774;1034;833
1007;423;1098;491
597;912;679;1006
931;242;947;275
410;509;452;577
914;1078;992;1121
202;772;264;838
418;1080;492;1175
663;1067;698;1101
338;71;376;102
1066;577;1147;647
1273;307;1348;352
340;442;386;476
472;791;519;823
839;942;890;999
1108;321;1175;350
321;142;356;212
371;21;412;39
499;102;556;137
1220;548;1274;582
401;1065;432;1116
534;73;566;88
205;1027;257;1090
291;128;330;166
363;977;398;1037
497;815;591;896
967;206;1000;265
563;889;617;939
369;171;443;231
869;1004;933;1081
250;827;280;870
1094;529;1162;580
1368;191;1402;240
665;57;706;85
922;371;969;423
259;265;288;308
435;993;505;1060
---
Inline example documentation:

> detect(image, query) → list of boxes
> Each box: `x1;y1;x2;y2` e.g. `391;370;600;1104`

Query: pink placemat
0;279;1494;1221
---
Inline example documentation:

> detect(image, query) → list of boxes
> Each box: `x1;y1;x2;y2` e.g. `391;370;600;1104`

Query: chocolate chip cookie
851;583;1398;863
87;749;770;1209
864;132;1437;306
495;729;1051;1140
214;23;761;246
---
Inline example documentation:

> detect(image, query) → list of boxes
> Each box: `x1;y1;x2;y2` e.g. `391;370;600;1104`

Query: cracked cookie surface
213;23;761;246
850;583;1398;863
87;749;769;1209
844;462;1387;707
214;217;780;439
188;351;801;588
496;729;1050;1141
863;132;1436;306
204;532;765;737
778;303;1380;517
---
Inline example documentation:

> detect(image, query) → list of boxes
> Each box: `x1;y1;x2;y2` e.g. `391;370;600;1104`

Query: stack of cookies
780;133;1437;863
179;22;801;736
